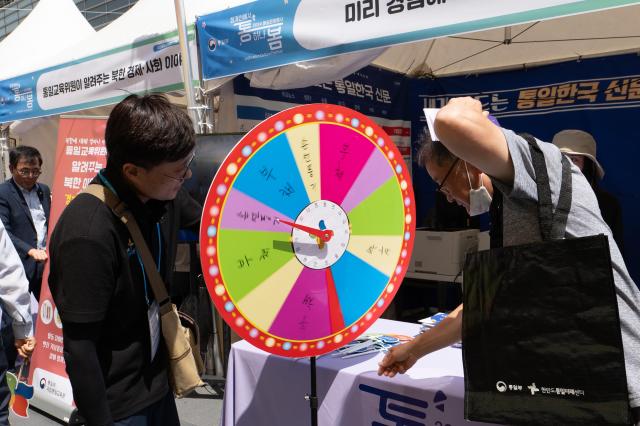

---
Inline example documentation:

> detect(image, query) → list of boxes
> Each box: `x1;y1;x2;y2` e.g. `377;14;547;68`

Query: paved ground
9;385;223;425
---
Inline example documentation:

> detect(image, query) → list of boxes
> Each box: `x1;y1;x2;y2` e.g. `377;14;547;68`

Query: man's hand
15;337;36;358
377;341;421;378
28;248;48;262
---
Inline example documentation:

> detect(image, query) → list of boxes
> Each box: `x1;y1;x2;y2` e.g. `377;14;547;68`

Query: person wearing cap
552;129;624;253
378;97;640;424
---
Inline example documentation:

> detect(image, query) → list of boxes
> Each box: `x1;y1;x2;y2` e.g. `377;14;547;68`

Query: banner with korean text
232;65;412;166
409;52;640;283
0;31;198;124
27;117;107;421
197;0;640;81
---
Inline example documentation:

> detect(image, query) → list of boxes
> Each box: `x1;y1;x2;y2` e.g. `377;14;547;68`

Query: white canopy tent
0;0;96;181
0;0;95;80
5;0;251;185
1;0;251;123
375;4;640;77
41;0;213;69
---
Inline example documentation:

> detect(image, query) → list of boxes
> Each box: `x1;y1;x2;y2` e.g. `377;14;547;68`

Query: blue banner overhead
0;31;198;124
233;66;408;124
410;53;640;282
197;0;640;81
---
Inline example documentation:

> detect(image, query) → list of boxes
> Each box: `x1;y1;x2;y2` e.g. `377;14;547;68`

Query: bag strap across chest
490;134;573;246
83;184;172;315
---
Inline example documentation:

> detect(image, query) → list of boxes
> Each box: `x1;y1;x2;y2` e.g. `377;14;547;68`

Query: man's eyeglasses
436;158;459;193
16;168;42;178
161;153;195;182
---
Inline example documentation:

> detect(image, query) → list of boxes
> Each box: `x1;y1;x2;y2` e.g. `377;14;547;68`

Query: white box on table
409;229;479;276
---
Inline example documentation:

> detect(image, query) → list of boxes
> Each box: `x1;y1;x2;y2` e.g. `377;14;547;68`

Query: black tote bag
462;135;630;425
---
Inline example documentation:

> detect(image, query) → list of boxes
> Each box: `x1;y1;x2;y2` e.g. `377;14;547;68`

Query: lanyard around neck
135;223;162;306
100;171;163;305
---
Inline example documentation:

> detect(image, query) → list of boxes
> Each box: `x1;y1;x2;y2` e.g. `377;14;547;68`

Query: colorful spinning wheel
200;104;415;357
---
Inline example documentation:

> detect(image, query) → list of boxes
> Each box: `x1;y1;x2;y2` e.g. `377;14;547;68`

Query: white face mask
465;162;492;216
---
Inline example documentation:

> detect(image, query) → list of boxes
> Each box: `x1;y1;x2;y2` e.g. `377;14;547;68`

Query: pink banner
28;117;107;414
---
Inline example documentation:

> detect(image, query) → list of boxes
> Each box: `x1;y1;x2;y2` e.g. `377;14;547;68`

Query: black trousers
113;390;179;426
0;312;16;370
0;331;10;426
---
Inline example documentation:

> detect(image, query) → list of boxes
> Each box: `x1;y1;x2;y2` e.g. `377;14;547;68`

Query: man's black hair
105;93;195;171
9;146;42;168
416;129;457;169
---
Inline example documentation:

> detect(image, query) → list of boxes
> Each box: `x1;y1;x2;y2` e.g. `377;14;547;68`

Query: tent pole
173;0;201;134
0;125;11;181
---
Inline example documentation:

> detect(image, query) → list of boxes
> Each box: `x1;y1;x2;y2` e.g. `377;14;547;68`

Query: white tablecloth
222;318;497;425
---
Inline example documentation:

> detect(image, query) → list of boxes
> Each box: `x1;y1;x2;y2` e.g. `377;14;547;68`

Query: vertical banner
27;117;107;421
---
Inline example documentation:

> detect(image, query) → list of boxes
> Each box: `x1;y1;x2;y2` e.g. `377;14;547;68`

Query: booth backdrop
409;53;640;282
231;65;412;165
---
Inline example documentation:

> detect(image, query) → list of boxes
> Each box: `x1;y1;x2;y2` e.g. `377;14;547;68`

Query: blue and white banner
233;65;412;164
410;53;640;282
0;31;198;124
197;0;640;81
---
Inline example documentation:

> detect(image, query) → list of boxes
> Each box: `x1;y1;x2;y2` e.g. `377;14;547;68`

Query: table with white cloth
221;318;497;426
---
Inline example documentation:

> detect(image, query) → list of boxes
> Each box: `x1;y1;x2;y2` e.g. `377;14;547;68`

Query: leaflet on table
418;312;448;325
330;333;412;359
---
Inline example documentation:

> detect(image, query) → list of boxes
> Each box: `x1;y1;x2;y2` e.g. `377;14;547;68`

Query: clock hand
277;218;334;242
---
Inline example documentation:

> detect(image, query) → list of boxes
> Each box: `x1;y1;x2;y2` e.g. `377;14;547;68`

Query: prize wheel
200;104;415;357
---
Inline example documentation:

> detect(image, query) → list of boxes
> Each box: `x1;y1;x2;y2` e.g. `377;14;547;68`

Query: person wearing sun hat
552;129;624;253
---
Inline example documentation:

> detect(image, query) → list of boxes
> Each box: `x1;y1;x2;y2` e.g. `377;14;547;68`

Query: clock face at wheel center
291;200;350;269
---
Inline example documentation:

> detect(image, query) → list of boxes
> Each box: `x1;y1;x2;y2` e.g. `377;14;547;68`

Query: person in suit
0;145;51;300
0;145;50;369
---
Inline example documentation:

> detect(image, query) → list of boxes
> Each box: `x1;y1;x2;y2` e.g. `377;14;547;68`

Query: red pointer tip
277;218;334;242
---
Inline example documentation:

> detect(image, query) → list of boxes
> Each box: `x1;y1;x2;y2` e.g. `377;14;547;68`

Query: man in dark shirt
49;94;201;425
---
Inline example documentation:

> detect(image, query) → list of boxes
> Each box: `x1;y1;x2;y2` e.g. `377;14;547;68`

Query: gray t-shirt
492;129;640;408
